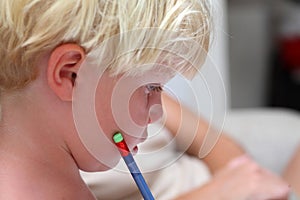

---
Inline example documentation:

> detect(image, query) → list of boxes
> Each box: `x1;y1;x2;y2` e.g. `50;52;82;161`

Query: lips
121;129;147;155
131;146;139;156
132;146;138;156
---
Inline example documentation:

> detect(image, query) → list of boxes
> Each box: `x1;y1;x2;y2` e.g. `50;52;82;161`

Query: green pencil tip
113;132;123;143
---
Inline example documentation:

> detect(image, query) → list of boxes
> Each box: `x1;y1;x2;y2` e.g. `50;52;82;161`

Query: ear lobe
47;43;85;101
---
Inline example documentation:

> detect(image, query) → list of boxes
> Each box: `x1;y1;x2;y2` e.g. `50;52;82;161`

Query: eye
145;84;163;94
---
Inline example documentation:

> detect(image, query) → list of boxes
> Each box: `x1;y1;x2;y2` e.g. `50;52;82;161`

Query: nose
148;93;163;123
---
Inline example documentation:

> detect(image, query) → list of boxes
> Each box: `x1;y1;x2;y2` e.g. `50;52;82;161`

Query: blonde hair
0;0;212;91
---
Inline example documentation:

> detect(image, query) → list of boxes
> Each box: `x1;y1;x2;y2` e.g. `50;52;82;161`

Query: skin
161;93;290;200
162;92;245;173
283;144;300;196
0;42;290;199
0;44;96;199
174;155;290;200
0;43;164;200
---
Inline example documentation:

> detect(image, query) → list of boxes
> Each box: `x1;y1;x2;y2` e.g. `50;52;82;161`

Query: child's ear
47;44;85;101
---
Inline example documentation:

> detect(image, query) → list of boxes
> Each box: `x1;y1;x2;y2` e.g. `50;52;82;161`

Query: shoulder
0;173;96;200
0;159;96;200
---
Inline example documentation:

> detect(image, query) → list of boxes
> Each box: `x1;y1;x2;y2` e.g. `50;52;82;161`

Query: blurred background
158;0;300;180
228;0;300;111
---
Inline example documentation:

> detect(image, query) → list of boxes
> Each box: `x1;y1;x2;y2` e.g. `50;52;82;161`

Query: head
0;0;212;171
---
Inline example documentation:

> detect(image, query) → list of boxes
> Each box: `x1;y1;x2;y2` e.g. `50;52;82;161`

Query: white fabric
80;123;211;200
224;108;300;174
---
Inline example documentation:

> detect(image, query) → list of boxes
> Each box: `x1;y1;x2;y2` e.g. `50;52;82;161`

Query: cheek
129;88;149;126
95;82;118;135
72;74;122;170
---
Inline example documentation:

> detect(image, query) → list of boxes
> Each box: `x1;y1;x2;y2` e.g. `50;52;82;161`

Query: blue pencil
113;132;155;200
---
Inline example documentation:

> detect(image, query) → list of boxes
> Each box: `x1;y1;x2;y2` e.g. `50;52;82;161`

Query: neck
0;90;78;178
0;88;97;199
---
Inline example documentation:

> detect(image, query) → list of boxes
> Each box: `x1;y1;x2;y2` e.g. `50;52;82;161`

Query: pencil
113;132;155;200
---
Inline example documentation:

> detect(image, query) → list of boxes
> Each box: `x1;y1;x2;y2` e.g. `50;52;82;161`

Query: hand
211;155;290;200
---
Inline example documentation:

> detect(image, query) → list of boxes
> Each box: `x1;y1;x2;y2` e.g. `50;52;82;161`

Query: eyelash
145;84;163;93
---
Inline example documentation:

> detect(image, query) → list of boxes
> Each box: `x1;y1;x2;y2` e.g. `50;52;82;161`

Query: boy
0;0;210;199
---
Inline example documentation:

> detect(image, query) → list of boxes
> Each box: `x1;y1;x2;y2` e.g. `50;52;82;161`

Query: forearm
162;93;245;174
201;132;245;173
